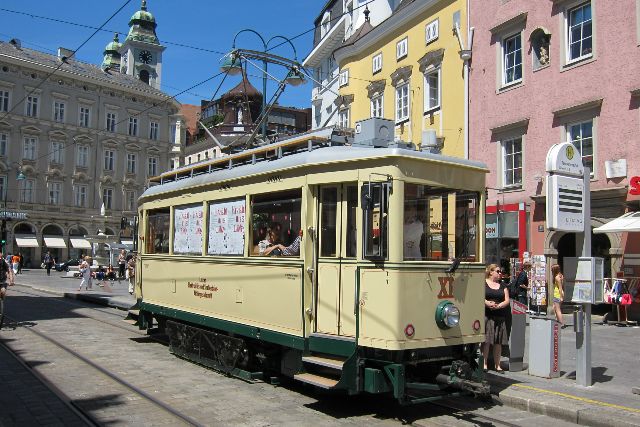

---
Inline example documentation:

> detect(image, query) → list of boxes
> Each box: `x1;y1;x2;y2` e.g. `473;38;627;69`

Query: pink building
469;0;640;278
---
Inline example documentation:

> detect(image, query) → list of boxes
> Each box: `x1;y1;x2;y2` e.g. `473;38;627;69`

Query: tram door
315;184;358;337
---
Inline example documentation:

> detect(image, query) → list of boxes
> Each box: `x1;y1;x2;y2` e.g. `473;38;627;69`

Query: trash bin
528;316;561;378
509;300;527;371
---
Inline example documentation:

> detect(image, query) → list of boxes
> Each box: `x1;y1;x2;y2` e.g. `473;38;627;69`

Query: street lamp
220;30;304;141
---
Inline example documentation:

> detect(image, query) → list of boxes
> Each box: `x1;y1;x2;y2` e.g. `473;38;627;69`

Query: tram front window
404;184;479;261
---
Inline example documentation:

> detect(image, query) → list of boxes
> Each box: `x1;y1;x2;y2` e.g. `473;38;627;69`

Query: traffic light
120;216;127;230
1;220;6;245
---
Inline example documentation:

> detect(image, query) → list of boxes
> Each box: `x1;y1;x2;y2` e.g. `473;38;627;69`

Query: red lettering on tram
437;277;454;299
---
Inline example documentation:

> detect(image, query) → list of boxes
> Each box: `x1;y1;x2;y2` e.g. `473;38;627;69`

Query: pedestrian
483;263;510;372
11;253;19;275
78;256;93;291
17;252;23;274
43;251;54;276
551;264;565;327
117;249;126;281
513;261;532;307
126;254;136;295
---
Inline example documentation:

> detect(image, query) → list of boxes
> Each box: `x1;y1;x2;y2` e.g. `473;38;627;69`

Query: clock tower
119;0;165;89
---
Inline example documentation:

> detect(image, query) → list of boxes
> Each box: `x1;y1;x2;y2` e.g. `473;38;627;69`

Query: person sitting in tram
264;229;303;257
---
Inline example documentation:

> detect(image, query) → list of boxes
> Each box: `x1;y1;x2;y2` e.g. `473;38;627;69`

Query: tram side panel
358;269;485;350
140;258;305;337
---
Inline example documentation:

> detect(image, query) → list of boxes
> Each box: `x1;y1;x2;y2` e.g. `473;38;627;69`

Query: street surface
0;271;584;426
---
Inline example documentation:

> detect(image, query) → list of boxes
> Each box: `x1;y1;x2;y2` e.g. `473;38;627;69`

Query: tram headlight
435;301;460;329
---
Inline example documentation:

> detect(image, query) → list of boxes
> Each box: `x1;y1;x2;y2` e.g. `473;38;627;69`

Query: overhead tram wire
0;0;133;123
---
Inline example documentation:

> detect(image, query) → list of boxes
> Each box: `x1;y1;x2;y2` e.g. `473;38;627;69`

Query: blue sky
0;0;322;108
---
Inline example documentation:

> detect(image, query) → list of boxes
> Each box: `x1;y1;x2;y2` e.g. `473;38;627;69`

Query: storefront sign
486;222;498;239
0;211;28;220
629;176;640;195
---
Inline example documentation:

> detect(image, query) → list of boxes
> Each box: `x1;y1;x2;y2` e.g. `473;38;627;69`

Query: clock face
139;50;153;64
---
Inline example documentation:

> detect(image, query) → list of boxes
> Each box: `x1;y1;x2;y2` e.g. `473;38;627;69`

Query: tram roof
142;140;488;200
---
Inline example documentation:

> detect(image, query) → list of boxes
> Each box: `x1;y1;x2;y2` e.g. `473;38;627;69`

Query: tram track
0;292;201;426
420;399;524;427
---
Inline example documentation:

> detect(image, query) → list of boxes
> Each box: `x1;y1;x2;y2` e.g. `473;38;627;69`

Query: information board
173;205;204;254
208;199;245;255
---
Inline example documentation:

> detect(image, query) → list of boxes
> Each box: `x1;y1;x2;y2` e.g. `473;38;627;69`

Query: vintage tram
133;128;489;403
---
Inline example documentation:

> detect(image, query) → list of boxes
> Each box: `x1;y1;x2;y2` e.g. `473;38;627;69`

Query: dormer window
321;11;331;38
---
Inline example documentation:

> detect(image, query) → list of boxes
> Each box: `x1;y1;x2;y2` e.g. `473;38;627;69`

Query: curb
490;380;640;427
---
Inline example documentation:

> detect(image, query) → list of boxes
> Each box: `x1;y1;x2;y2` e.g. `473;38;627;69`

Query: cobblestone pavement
0;286;580;426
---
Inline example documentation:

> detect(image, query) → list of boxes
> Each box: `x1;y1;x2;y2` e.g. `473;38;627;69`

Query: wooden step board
294;373;339;389
302;355;346;370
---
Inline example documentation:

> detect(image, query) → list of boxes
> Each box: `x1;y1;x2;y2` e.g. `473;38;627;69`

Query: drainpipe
454;23;474;160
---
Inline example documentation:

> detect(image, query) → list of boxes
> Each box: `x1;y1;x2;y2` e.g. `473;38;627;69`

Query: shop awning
594;212;640;233
43;237;67;248
121;239;133;246
15;235;39;247
70;238;92;249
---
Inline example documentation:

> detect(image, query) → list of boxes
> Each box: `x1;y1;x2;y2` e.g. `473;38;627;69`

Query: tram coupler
436;360;490;398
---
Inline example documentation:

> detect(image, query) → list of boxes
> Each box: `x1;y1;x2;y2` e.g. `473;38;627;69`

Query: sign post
546;142;592;387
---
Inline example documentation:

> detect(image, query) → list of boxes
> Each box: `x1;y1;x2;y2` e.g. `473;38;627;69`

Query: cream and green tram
134;135;489;403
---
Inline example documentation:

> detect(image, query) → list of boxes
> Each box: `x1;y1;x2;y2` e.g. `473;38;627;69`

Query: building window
106;112;117;132
125;190;136;211
372;53;382;74
23;136;37;160
170;123;177;144
149;121;159;140
0;90;9;112
104;149;115;171
21;179;34;203
0;133;7;157
148;156;158;176
0;176;6;200
567;119;594;176
338;108;349;128
395;82;410;123
424;68;441;112
321;11;331;38
339;69;349;87
50;141;64;164
73;184;87;207
371;94;384;118
54;101;65;123
396;37;408;60
49;181;62;205
567;2;592;62
76;145;89;168
79;106;90;127
425;19;439;44
128;117;138;136
26;95;39;117
502;137;523;188
126;153;137;174
102;187;113;210
503;33;522;86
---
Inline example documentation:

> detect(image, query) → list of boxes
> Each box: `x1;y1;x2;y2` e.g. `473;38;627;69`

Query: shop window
146;208;170;254
250;190;302;257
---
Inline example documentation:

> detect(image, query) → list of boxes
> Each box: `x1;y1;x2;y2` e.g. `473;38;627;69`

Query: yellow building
333;0;470;158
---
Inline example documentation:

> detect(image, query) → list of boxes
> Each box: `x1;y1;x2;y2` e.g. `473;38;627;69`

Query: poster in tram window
173;205;204;254
208;199;245;255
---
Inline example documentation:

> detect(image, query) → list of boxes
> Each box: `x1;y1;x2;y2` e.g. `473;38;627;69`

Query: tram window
404;184;478;262
346;185;358;258
251;189;302;257
320;187;337;257
173;204;204;255
362;182;389;260
146;208;170;254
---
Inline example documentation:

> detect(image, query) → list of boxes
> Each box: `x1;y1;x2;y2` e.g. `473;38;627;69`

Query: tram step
122;319;137;325
302;355;346;371
294;372;339;389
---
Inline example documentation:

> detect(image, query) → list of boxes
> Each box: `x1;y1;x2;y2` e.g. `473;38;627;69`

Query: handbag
41;262;46;269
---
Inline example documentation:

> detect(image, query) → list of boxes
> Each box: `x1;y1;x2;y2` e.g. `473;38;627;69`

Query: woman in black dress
483;263;510;372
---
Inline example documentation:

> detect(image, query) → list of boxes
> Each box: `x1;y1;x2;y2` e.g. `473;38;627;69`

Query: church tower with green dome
101;33;122;71
119;0;165;89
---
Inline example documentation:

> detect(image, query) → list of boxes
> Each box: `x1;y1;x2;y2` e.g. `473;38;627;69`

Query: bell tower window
139;69;150;84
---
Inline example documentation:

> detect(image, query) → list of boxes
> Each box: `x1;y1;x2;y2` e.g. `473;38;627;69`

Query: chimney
9;38;21;49
57;47;75;60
